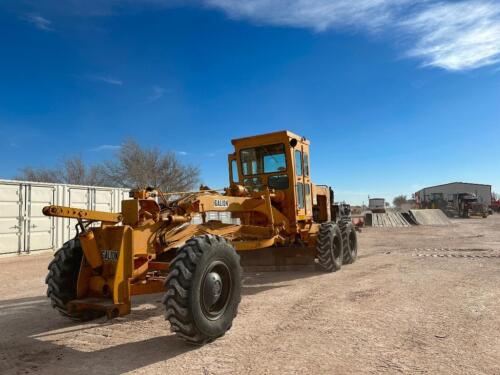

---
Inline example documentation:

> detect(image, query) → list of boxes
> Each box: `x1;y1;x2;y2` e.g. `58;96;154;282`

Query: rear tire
340;222;358;264
46;239;103;321
163;235;242;344
316;222;343;272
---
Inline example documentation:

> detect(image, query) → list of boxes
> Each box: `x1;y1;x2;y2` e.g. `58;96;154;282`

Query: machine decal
101;249;119;262
214;199;229;207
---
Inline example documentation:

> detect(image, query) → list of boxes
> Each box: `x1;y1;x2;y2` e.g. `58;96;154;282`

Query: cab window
295;150;303;176
303;153;309;177
296;183;304;209
240;144;286;176
268;174;289;190
243;177;263;192
230;159;238;183
305;183;311;209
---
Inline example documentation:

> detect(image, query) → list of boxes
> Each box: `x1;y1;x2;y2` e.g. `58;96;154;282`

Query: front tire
163;235;242;344
46;239;103;321
316;222;343;272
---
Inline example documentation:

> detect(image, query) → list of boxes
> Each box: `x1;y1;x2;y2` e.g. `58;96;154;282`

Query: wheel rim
201;260;232;320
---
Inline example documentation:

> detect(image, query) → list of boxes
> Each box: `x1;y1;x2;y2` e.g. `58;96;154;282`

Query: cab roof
231;130;309;146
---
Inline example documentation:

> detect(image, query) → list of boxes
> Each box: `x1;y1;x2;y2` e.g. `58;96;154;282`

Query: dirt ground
1;216;499;375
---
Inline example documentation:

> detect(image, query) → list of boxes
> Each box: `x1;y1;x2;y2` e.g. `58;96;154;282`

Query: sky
0;0;499;205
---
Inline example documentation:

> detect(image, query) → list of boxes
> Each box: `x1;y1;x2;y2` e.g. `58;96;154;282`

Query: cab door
302;147;312;218
294;147;307;219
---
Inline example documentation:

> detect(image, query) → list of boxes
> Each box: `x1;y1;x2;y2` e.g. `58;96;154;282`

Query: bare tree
17;167;61;183
17;156;103;185
61;157;107;186
492;191;499;201
62;157;86;185
99;140;199;192
393;195;408;208
17;141;200;191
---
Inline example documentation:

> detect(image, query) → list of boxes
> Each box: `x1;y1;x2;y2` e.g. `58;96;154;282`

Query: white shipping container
0;179;129;255
25;184;56;252
0;183;23;254
0;180;238;255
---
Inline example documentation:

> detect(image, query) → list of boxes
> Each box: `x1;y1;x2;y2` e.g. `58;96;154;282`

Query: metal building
414;182;492;207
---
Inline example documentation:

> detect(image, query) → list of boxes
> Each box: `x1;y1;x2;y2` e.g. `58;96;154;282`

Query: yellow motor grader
43;130;358;344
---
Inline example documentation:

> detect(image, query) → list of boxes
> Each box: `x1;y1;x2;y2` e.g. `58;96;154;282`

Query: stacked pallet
371;212;411;227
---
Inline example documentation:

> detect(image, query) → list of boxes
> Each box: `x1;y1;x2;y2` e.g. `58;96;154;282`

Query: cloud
15;0;500;71
177;151;189;156
204;148;228;157
205;0;413;32
204;0;500;71
23;14;53;31
401;1;500;70
89;144;121;152
87;75;123;85
146;85;167;102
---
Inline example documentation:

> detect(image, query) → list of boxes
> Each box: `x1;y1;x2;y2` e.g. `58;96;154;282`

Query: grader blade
239;247;318;272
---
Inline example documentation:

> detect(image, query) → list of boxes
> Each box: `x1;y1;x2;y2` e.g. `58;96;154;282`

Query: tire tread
163;234;241;344
316;222;343;272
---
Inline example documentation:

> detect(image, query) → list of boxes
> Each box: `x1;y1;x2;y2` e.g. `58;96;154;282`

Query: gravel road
1;215;499;374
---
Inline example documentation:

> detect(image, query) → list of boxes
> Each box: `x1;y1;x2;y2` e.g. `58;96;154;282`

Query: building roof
416;182;491;193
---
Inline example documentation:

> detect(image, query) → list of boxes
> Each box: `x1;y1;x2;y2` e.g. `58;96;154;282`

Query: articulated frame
43;187;320;317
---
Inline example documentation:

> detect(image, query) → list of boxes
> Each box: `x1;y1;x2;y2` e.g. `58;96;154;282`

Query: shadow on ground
0;270;324;374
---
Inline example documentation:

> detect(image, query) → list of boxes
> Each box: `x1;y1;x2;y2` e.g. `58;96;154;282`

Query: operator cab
228;130;314;223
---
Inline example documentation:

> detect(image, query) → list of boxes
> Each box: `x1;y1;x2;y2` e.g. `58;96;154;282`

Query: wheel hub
201;261;232;320
204;271;223;307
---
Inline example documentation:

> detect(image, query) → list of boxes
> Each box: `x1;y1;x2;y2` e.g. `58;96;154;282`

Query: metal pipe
167;215;190;225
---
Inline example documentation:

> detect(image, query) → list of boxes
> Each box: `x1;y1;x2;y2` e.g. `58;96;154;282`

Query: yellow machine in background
44;130;358;343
